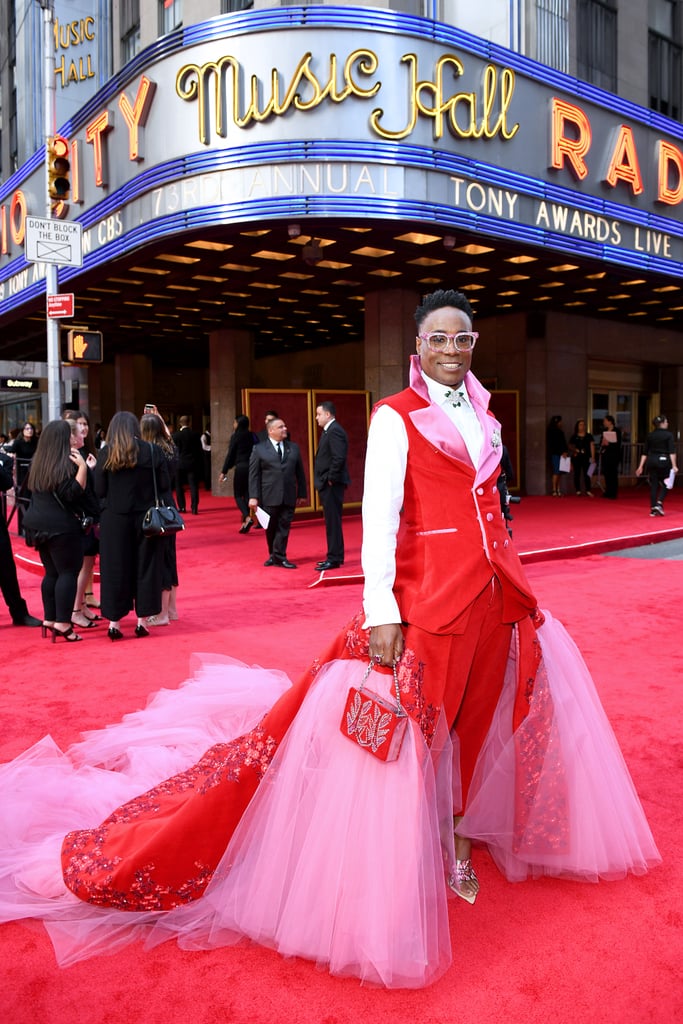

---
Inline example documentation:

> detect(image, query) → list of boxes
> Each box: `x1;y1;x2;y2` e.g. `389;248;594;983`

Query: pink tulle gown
0;612;661;987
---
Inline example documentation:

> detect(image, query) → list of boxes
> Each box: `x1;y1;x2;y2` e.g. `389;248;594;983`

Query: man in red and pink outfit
362;288;539;904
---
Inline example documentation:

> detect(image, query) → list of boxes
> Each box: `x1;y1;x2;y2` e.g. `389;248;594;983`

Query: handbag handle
361;657;405;717
147;441;161;509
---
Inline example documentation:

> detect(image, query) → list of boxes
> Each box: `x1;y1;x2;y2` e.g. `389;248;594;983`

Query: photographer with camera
63;413;102;630
497;444;521;539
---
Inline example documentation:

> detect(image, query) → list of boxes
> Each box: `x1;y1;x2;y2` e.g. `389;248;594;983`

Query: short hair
178;415;190;428
603;415;616;428
264;409;278;421
414;289;473;330
318;400;336;418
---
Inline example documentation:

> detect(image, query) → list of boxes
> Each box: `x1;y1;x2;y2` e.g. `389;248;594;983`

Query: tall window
577;0;617;93
159;0;183;37
535;0;569;72
649;0;682;119
121;0;141;65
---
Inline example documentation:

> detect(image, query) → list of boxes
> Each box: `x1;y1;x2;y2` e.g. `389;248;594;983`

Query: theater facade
0;5;682;493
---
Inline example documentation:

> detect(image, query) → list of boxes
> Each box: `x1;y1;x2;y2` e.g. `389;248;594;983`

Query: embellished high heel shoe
447;859;480;905
134;623;150;638
50;625;82;644
108;626;124;641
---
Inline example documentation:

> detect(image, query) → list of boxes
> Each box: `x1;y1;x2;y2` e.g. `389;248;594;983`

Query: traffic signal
66;330;103;364
48;136;70;201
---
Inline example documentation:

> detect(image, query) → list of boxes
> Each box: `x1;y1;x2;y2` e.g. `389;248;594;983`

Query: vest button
492;540;498;550
476;487;484;495
486;512;494;521
504;539;509;547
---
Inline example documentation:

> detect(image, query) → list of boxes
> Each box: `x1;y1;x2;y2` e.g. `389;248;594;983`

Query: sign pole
41;0;62;422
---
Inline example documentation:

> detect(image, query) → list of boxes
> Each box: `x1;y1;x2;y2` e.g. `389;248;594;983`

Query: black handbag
142;442;185;537
52;491;95;534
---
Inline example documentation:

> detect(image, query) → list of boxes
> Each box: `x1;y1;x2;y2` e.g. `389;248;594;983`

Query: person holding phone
599;414;622;499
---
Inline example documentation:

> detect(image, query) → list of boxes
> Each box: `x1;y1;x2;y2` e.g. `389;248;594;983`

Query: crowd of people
2;408;193;641
546;411;678;508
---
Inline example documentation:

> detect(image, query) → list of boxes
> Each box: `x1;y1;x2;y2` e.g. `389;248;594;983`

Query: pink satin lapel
408;356;503;481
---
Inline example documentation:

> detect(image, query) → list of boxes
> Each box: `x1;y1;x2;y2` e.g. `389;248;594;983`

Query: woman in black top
62;414;101;630
95;411;171;640
22;419;94;642
5;421;38;535
220;415;257;532
568;419;595;497
636;414;678;515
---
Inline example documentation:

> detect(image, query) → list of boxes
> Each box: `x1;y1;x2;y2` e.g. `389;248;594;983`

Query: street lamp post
40;0;62;422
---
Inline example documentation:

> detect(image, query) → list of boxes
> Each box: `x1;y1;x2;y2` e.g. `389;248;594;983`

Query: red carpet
1;488;681;1023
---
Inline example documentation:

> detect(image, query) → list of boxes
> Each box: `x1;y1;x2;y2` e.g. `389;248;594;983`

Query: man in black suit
248;418;307;569
0;451;41;627
172;415;203;514
314;401;350;570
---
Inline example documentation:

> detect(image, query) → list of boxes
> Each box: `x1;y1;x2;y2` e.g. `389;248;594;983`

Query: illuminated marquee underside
1;6;682;317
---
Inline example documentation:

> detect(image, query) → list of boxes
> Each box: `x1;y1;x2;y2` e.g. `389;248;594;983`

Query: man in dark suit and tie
248;418;307;569
314;401;350;570
172;415;203;515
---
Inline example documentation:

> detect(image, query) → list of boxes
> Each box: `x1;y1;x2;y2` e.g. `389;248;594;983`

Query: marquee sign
0;6;682;315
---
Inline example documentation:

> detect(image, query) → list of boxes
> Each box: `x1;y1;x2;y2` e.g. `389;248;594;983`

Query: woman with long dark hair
95;411;171;640
22;419;93;642
62;414;101;630
140;412;180;626
5;421;39;535
568;419;595;497
546;414;568;497
219;414;256;532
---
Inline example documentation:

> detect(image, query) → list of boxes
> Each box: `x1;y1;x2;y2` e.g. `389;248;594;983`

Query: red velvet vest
379;386;536;635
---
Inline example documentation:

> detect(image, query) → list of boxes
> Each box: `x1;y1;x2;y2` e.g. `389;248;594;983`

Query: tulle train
460;612;661;881
149;659;457;988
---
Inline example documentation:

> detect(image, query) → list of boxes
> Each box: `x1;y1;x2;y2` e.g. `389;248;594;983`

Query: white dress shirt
361;372;483;627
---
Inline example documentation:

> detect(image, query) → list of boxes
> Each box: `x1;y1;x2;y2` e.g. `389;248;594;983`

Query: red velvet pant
403;578;513;813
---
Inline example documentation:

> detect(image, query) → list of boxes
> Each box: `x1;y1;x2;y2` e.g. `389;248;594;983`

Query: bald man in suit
248;418;307;569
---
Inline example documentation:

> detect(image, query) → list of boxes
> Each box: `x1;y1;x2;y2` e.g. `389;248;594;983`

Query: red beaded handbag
340;659;408;762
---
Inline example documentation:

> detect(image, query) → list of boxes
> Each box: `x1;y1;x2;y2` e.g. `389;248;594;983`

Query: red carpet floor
1;487;681;1023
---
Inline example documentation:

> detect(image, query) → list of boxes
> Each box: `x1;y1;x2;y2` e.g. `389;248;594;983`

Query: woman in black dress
140;412;180;627
219;415;256;532
568;419;595;496
95;411;171;640
22;419;94;642
599;415;622;499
